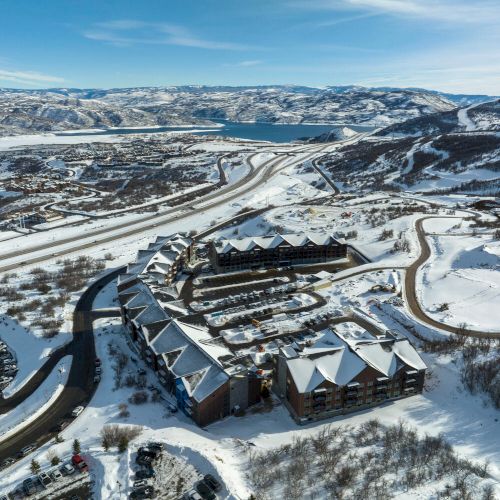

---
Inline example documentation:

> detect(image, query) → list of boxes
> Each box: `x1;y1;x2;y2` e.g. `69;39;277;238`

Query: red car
71;454;88;472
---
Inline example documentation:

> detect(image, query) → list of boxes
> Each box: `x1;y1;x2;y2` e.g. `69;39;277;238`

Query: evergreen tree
72;438;81;455
30;459;41;474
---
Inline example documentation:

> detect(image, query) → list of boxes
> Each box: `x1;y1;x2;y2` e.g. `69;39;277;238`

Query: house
210;232;347;273
274;328;426;424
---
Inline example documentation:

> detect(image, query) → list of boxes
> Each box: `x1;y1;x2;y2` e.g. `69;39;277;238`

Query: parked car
136;455;153;466
147;442;164;452
93;375;101;384
133;479;150;488
135;468;155;480
138;447;160;459
56;420;69;432
130;486;155;499
95;358;101;366
23;478;37;495
61;463;75;475
204;474;222;492
195;481;216;500
95;366;102;375
38;471;52;488
50;469;63;481
71;454;88;472
71;406;84;418
17;444;36;458
0;457;15;469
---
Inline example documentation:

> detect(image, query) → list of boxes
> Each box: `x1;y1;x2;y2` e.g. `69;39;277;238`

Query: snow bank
0;315;70;397
0;355;71;442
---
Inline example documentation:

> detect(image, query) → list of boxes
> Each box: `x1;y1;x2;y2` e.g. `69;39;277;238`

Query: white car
51;469;63;481
71;405;84;417
61;463;75;475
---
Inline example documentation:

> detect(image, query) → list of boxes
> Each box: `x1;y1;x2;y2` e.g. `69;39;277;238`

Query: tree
102;436;110;451
46;449;60;466
72;438;81;455
118;435;129;453
30;459;41;474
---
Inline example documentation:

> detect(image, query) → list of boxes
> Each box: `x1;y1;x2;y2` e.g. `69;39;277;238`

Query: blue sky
1;0;499;94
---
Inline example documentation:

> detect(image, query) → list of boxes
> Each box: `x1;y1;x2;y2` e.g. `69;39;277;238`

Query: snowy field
418;231;500;331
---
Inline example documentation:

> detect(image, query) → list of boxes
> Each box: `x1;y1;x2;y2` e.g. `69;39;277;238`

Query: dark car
130;486;155;499
56;420;69;432
136;455;153;466
147;442;164;452
204;474;222;492
138;447;160;459
23;477;37;495
135;468;155;480
195;481;216;500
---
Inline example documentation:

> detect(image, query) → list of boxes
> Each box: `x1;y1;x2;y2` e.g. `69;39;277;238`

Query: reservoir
56;120;374;143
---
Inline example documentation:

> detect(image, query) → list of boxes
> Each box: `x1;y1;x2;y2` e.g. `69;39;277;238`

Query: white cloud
231;60;263;67
292;0;500;24
0;69;65;86
84;20;250;50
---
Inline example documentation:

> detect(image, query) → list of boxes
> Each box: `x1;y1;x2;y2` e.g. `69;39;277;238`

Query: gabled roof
215;232;342;255
152;320;231;403
285;329;426;394
287;347;366;393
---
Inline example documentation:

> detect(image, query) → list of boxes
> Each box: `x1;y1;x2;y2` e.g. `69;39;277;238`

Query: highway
0;143;332;273
2;132;496;467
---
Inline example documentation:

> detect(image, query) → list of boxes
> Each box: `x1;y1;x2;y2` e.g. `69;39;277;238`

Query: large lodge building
275;328;426;424
118;231;426;427
117;233;262;426
210;232;347;273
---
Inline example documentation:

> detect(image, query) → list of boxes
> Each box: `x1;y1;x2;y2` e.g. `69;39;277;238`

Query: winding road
0;134;498;467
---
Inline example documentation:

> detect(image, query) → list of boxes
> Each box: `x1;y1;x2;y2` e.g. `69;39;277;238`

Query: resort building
210;232;347;273
274;328;426;424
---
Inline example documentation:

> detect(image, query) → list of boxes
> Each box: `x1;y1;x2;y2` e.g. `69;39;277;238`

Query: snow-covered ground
0;356;71;441
0;315;70;397
418;230;500;331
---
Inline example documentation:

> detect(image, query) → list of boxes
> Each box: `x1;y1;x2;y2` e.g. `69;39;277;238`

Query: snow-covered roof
214;232;343;254
285;329;426;393
120;233;192;286
152;320;231;403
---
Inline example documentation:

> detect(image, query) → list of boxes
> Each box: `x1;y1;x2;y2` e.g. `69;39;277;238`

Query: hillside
318;130;500;195
376;99;500;137
0;85;456;136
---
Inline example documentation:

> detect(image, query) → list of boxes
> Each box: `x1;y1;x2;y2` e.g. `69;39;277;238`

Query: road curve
403;217;500;339
0;267;124;463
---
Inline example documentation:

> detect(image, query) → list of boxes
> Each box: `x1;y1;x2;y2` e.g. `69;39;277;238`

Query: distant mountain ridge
0;85;464;136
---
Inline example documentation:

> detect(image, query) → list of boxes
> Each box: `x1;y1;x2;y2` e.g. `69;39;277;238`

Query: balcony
405;378;417;385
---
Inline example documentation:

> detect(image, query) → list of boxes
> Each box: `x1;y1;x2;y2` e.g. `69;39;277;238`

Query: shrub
379;228;394;241
129;391;149;405
118;403;130;418
100;424;142;450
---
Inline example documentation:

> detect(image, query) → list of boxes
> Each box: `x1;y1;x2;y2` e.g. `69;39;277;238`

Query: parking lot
0;340;17;391
129;443;224;499
0;457;90;500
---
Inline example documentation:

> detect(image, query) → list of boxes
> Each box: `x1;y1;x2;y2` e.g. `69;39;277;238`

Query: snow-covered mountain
318;100;500;195
376;99;500;137
0;85;457;136
0;90;213;136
